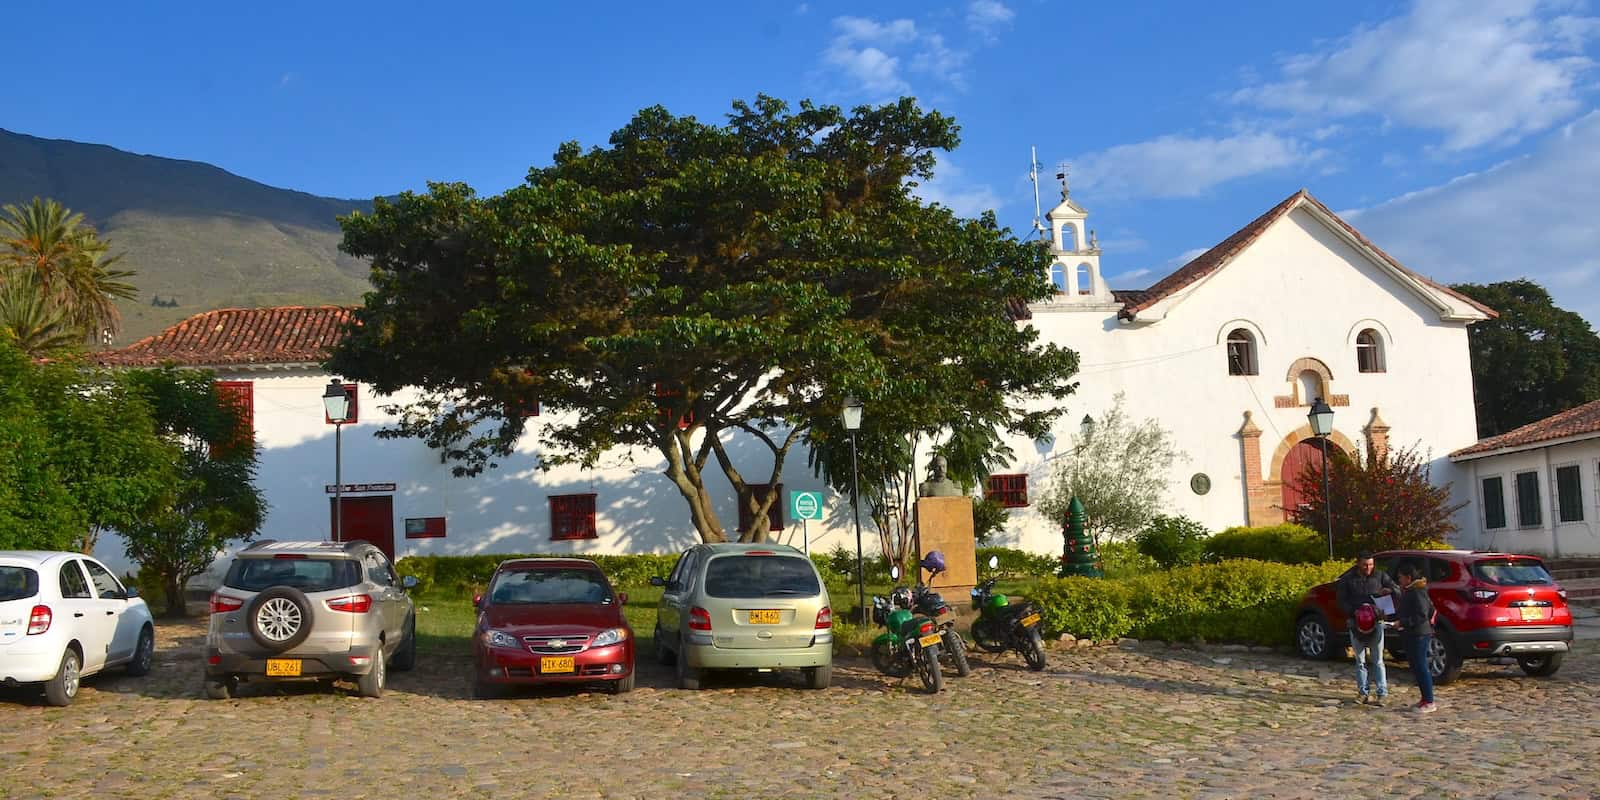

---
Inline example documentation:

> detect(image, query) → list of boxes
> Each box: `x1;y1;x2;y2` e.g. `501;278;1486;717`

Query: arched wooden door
1281;437;1329;516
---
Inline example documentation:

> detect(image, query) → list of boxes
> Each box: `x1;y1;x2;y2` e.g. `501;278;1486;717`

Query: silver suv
203;540;417;699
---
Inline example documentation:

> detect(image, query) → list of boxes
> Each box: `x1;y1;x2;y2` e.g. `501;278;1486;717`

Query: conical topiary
1058;496;1103;577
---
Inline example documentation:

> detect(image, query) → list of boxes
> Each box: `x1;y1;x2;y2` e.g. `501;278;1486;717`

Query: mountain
0;128;374;343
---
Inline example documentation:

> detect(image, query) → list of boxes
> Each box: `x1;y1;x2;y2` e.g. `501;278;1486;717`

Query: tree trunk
162;574;188;618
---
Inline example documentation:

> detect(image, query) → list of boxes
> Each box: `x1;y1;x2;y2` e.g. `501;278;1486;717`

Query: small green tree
1289;444;1464;558
119;367;265;616
1037;393;1184;545
972;496;1008;546
1134;514;1209;569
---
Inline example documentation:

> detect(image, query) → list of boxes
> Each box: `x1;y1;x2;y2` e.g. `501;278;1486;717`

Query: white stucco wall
1454;439;1600;557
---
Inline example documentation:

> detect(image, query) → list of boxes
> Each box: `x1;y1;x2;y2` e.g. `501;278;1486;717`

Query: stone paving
2;618;1598;800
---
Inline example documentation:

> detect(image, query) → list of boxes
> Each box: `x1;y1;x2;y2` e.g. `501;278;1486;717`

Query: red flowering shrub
1289;445;1464;557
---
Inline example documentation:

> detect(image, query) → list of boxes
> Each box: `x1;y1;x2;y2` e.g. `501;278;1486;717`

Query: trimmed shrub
1135;514;1209;569
976;547;1059;580
1030;576;1134;641
1203;524;1327;565
397;553;681;598
1098;540;1158;578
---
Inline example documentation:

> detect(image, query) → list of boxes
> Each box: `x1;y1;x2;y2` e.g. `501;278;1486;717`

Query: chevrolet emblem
548;639;567;649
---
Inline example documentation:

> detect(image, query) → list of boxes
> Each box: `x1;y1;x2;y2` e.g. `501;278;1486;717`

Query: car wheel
390;615;417;672
44;647;82;707
610;671;636;694
1426;632;1464;686
804;664;832;690
357;649;385;698
202;676;234;700
245;586;314;652
654;623;674;666
125;626;155;677
1518;652;1565;677
1295;612;1334;660
675;635;702;690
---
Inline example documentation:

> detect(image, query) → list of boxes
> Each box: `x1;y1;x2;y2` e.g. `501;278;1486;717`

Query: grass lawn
413;579;1042;658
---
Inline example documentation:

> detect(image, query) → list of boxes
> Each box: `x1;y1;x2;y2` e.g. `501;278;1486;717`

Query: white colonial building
92;187;1496;574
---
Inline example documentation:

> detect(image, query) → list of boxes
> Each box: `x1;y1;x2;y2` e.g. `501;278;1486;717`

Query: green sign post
789;491;824;554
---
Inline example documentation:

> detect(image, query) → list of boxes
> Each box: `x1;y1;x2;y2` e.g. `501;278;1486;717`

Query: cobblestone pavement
3;620;1597;800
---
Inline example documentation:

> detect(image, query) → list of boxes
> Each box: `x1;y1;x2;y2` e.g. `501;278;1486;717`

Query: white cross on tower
1054;162;1071;198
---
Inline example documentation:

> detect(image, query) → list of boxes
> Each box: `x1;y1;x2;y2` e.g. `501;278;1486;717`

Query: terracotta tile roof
1005;298;1033;321
1116;189;1497;321
1451;399;1600;459
96;306;357;367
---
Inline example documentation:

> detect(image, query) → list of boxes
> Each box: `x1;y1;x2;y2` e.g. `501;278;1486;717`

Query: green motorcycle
971;556;1048;671
870;566;945;693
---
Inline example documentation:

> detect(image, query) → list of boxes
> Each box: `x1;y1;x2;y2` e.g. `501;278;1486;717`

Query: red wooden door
330;495;395;560
1280;438;1328;516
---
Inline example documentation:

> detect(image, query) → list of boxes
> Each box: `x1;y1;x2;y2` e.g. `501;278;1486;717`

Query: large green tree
330;96;1078;542
1450;279;1600;438
0;197;138;340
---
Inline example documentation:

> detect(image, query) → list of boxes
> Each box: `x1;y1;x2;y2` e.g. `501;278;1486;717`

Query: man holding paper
1335;551;1400;706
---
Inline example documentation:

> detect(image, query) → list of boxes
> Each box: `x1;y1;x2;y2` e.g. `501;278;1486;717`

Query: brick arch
1268;423;1356;484
1239;424;1358;525
1283;356;1335;407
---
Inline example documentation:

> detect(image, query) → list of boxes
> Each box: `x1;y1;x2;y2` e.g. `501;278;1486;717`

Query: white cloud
819;14;984;97
1350;111;1600;326
966;1;1015;38
911;154;1003;218
1233;0;1600;151
1071;132;1324;199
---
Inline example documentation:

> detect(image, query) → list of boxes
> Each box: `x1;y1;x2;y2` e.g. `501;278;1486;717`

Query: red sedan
472;558;635;697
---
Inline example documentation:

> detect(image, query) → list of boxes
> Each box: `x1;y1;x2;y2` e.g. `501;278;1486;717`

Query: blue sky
5;0;1599;324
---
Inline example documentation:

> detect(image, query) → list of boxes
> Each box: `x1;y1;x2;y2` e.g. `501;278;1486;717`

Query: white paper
1374;595;1396;616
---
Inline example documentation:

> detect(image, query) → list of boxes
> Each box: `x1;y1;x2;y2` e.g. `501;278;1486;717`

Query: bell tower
1043;164;1108;303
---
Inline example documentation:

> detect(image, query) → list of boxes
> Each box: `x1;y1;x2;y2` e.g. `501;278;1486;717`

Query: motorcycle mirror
987;555;999;569
889;565;901;581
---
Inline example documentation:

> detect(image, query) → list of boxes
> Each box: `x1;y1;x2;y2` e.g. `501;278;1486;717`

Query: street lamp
841;395;865;623
1079;414;1095;442
323;379;355;543
1308;397;1335;560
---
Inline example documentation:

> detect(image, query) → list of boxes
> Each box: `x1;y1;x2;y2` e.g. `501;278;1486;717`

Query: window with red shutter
985;474;1029;508
549;493;598;540
211;381;254;456
737;483;785;533
324;383;359;424
653;382;694;430
506;396;541;418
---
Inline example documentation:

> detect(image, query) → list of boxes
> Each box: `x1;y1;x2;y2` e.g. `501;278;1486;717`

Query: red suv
1293;550;1573;684
472;558;635;698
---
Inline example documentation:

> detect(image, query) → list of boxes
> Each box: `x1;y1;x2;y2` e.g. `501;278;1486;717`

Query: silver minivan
203;540;417;699
650;543;832;690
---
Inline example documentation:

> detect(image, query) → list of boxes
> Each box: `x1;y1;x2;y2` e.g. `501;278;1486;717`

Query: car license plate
748;609;781;624
541;656;575;674
1020;612;1042;628
1519;606;1544;621
265;658;301;677
918;633;943;648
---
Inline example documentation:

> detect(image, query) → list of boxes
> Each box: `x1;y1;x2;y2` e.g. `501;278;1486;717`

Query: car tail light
1469;588;1498;603
918;621;935;635
209;594;244;614
744;551;775;556
325;594;372;613
26;605;51;635
688;606;712;631
273;553;307;559
815;606;832;629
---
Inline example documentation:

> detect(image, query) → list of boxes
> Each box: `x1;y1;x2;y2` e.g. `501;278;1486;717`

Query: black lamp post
323;379;354;543
1079;414;1095;445
841;396;865;622
1308;397;1335;560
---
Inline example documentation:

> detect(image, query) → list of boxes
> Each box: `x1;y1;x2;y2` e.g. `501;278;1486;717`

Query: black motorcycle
910;561;972;677
970;557;1047;671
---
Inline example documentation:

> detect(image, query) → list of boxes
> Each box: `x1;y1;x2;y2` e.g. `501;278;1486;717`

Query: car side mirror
125;587;140;599
987;555;999;569
617;592;628;605
472;594;483;610
401;575;419;591
649;576;666;587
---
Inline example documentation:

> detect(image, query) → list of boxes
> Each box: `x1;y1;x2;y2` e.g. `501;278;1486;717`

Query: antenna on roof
1028;146;1049;240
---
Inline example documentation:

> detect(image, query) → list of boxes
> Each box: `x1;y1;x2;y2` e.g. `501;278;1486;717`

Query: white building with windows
92;186;1497;570
1450;400;1600;557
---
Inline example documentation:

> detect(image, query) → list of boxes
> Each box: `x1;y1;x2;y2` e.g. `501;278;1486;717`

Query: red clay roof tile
95;306;356;368
1451;399;1600;459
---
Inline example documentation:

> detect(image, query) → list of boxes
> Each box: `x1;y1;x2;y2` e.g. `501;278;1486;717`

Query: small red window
506;397;541;418
210;380;254;457
986;474;1029;508
324;382;359;424
653;382;695;430
550;493;598;541
738;483;785;533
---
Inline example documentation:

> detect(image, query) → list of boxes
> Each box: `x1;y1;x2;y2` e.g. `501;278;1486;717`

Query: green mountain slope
0;128;373;343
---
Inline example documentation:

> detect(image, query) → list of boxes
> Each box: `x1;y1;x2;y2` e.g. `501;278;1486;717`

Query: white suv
0;552;156;706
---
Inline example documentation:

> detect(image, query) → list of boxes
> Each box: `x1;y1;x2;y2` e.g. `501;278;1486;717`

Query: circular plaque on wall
1190;473;1212;495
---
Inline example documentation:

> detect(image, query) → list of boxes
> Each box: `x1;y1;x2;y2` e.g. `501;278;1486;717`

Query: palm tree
0;276;81;357
0;197;138;340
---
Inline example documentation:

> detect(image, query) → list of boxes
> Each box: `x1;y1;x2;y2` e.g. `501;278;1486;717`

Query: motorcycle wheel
944;629;972;677
972;618;1008;653
1021;628;1047;672
917;644;944;694
871;640;911;678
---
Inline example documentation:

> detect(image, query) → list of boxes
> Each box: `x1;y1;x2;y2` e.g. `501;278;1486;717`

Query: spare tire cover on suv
247;586;314;652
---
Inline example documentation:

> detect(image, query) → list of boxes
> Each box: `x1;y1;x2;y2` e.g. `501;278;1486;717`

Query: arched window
1074;263;1093;295
1356;329;1386;373
1050;263;1067;292
1059;224;1078;252
1226;329;1258;375
1297;370;1322;405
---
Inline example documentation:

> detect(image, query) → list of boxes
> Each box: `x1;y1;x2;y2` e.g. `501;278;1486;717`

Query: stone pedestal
915;496;976;594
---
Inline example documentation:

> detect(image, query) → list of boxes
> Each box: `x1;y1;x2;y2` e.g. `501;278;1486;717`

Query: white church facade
92;187;1498;573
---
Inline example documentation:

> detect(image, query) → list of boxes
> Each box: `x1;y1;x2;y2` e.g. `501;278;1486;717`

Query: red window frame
986;473;1029;508
653;382;695;430
549;493;598;541
738;483;785;533
324;382;359;424
211;380;254;457
506;397;541;418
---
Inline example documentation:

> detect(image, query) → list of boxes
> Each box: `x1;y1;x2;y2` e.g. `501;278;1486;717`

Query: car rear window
704;555;821;599
224;557;361;593
0;566;39;602
488;568;613;604
1471;558;1554;586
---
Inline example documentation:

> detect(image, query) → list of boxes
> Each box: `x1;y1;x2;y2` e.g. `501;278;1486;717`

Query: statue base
915;496;976;594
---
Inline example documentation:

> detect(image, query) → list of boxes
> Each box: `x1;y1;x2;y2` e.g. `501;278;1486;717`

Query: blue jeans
1407;634;1435;704
1350;625;1387;697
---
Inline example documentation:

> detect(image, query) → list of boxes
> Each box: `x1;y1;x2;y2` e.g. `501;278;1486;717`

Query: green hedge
397;553;682;597
1029;559;1348;645
1202;524;1328;565
976;547;1059;580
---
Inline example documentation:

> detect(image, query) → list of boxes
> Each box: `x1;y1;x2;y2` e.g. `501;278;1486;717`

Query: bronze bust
918;455;963;497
